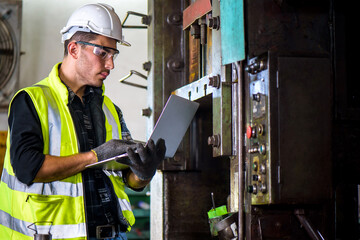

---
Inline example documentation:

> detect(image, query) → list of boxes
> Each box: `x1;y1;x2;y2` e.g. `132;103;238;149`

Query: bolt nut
167;59;184;72
190;24;200;39
141;16;151;25
208;16;220;30
167;13;182;25
142;108;152;117
143;61;151;71
208;75;221;88
208;134;221;148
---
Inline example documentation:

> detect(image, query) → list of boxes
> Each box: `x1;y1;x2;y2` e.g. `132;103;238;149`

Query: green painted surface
220;0;245;65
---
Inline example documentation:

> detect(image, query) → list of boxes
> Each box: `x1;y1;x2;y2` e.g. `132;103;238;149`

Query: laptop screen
86;94;199;170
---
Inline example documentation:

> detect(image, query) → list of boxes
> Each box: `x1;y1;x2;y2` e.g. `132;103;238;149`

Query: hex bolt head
207;134;221;148
167;59;184;72
143;61;151;71
142;108;152;117
167;13;182;25
208;75;221;88
208;16;220;30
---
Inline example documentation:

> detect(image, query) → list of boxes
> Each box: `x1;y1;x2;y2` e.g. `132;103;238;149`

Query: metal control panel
245;52;332;205
245;54;271;204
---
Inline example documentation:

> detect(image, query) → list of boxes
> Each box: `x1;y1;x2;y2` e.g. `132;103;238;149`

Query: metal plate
220;0;245;64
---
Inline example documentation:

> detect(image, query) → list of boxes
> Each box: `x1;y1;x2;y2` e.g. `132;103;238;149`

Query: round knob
246;126;256;139
259;164;266;174
259;182;267;193
257;124;264;136
252;162;258;171
247;185;257;194
259;144;266;155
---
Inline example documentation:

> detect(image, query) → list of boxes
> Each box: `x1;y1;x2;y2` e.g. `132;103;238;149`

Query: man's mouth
100;71;109;78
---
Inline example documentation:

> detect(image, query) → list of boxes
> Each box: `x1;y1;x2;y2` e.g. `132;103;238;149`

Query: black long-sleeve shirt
8;86;133;236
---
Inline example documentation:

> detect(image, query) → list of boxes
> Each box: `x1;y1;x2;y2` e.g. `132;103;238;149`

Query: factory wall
0;0;148;142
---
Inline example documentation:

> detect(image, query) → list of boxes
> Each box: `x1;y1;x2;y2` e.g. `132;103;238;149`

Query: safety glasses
76;41;119;60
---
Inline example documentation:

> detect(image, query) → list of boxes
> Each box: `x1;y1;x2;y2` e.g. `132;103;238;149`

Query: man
0;3;165;240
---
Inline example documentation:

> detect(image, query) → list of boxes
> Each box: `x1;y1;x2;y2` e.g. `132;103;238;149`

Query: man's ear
67;41;79;59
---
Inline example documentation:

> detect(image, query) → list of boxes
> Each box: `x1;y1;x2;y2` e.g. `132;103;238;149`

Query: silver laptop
85;94;199;170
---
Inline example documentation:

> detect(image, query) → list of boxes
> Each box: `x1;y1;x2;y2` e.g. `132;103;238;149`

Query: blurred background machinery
0;0;21;179
0;0;21;110
145;0;359;239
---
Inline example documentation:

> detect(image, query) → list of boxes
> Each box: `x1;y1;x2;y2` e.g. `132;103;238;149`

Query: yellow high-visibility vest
0;63;135;240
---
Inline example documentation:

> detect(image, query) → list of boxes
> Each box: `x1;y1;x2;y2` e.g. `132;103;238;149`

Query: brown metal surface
0;131;7;180
188;32;200;83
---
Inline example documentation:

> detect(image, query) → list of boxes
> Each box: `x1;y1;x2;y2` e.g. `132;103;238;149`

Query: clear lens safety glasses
76;41;119;60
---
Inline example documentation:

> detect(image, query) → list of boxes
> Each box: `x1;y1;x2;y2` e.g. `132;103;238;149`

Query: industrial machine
132;0;358;239
0;0;21;180
0;0;21;110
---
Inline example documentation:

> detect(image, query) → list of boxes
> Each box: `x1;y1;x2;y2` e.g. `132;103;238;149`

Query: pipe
118;70;147;89
294;209;325;240
236;61;244;239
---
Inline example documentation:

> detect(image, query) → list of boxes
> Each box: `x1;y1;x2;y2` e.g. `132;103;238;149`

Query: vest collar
46;62;105;104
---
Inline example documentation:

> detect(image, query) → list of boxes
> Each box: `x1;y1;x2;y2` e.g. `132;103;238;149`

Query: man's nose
105;57;114;70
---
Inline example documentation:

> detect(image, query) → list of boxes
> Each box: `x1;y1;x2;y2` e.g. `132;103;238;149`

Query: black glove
92;139;137;162
126;138;166;181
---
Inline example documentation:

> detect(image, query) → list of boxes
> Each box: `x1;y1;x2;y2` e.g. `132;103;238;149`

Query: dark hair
63;31;99;56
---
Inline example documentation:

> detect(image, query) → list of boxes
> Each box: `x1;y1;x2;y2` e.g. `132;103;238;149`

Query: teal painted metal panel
220;0;245;65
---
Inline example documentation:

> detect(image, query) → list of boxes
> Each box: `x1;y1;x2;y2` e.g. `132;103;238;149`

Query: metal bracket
119;70;147;89
121;11;150;29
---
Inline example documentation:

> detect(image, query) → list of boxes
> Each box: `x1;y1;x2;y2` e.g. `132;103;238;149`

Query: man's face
75;35;118;88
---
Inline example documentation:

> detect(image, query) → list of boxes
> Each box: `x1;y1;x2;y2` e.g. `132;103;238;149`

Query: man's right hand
91;139;137;162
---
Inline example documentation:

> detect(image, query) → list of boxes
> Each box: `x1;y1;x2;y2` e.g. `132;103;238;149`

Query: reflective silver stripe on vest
0;209;86;238
0;209;33;237
102;170;132;212
36;85;62;156
1;168;83;197
119;198;132;212
103;103;119;139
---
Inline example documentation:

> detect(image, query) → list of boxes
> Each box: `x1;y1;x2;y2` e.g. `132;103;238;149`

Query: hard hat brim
119;39;131;47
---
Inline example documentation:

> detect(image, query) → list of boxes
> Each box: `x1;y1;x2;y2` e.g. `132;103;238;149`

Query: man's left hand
126;139;166;181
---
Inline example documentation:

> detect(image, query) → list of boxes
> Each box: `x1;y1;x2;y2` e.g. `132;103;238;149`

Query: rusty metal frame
182;0;212;30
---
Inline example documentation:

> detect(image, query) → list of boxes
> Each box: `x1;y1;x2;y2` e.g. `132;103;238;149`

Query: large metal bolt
245;59;266;74
142;108;152;117
208;75;221;89
208;16;220;30
199;18;207;45
143;61;151;71
167;13;182;25
232;64;238;81
190;24;200;39
208;134;221;148
141;15;151;26
167;59;184;72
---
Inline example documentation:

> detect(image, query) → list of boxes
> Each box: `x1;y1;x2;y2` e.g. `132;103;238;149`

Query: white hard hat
60;3;130;46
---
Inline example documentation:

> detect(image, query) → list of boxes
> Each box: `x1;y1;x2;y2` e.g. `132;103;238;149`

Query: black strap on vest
94;169;115;224
94;169;130;232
